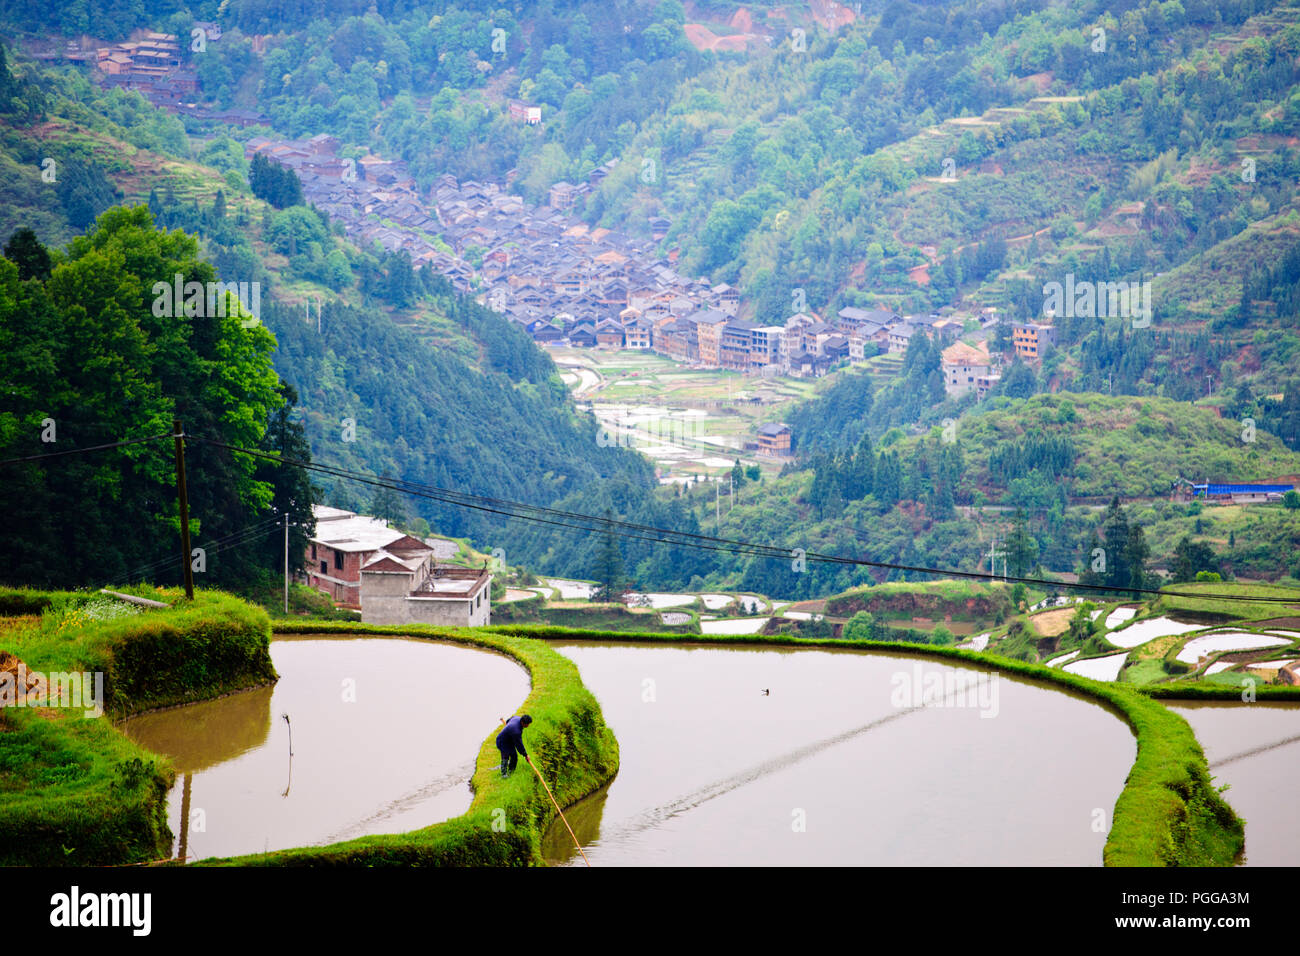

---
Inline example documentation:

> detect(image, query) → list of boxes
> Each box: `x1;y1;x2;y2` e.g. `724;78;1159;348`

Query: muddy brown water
118;636;529;861
1166;701;1300;866
543;642;1136;866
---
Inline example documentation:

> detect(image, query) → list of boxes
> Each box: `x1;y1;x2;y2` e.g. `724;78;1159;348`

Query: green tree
0;206;285;587
1170;536;1221;583
1005;508;1039;577
3;228;51;281
842;610;877;641
593;511;627;602
369;479;408;528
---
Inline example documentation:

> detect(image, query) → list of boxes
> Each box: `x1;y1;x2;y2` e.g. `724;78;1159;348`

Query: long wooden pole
501;717;590;866
525;754;590;867
173;419;194;600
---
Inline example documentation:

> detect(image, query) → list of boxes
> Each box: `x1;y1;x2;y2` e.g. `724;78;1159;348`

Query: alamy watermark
1;664;104;717
890;662;1000;718
152;273;261;328
1042;273;1151;328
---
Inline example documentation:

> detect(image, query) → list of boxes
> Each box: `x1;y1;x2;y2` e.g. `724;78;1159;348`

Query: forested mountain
3;0;1300;596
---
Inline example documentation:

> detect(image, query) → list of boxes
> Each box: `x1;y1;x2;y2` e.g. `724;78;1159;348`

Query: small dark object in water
760;688;769;696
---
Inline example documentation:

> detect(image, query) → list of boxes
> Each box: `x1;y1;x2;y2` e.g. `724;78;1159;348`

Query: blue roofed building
1192;483;1294;504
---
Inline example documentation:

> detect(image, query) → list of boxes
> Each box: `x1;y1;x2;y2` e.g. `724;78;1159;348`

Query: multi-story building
686;309;728;366
756;422;792;457
1012;322;1057;361
361;562;492;627
720;319;757;369
940;341;992;396
749;326;785;372
624;317;653;349
888;323;918;353
305;506;434;607
976;374;1002;400
714;284;741;315
837;307;901;335
548;181;577;210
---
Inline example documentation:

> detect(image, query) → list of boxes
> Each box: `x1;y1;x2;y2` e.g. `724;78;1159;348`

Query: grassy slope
824;578;1019;620
492;594;701;633
0;114;499;371
940;392;1300;499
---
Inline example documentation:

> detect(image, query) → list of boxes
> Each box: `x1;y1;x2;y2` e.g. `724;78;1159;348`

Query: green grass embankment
203;620;619;867
0;586;277;865
482;624;1244;867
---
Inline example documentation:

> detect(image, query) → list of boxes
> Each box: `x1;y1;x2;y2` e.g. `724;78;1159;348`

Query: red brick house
305;506;433;607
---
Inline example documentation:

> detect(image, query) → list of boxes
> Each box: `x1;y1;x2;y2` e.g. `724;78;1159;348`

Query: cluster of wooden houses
553;303;1005;389
94;31;198;107
86;25;268;125
242;134;1021;390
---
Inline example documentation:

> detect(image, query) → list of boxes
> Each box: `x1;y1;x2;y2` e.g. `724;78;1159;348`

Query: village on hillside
27;25;1050;397
244;132;1041;394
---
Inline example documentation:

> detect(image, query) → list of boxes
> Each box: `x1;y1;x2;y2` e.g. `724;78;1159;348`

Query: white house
940;341;992;396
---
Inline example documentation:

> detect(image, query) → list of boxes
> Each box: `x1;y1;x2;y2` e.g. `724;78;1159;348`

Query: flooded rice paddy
119;636;528;861
542;642;1135;866
1166;701;1300;866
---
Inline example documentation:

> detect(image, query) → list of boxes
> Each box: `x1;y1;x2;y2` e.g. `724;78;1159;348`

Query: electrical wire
2;426;1289;605
123;514;286;583
186;435;1300;606
0;432;175;466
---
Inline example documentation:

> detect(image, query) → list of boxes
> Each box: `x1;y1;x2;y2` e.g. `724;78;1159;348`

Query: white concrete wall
360;571;493;627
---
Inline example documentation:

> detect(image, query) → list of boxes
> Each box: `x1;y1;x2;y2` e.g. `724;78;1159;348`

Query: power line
123;514;286;584
3;427;1288;605
191;436;792;562
0;432;174;466
187;435;1300;606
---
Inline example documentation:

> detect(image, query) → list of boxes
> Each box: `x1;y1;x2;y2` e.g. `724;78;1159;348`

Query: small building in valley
757;422;792;457
360;560;492;628
941;341;992;396
1012;321;1056;361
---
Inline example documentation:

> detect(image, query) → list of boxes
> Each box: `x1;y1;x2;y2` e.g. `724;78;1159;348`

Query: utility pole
283;512;289;614
173;419;194;600
986;537;1006;581
715;479;720;531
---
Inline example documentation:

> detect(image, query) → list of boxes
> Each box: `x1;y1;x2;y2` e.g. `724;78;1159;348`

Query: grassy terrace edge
202;620;619;867
0;586;277;865
488;624;1248;867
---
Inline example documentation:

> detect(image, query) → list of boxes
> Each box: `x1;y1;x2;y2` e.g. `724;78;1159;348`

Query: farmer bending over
496;714;532;777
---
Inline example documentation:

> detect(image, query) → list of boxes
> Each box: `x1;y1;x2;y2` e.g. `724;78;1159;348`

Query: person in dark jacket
496;714;532;777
